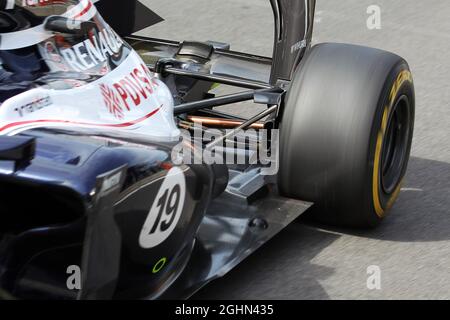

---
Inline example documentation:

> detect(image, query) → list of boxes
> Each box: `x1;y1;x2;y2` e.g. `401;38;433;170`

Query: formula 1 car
0;0;414;299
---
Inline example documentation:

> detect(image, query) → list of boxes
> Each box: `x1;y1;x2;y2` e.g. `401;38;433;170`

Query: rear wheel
279;43;415;227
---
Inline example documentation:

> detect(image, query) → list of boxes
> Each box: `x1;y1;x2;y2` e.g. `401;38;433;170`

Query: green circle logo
152;257;167;274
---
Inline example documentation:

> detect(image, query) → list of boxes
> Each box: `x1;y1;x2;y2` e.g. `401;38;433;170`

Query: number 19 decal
139;167;186;249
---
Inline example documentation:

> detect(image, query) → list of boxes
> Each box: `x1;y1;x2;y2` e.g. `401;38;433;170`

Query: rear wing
96;0;316;86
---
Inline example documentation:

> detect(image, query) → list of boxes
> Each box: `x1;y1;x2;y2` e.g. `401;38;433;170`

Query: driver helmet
0;0;128;102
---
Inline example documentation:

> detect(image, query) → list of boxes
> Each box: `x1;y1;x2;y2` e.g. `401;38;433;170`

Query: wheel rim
380;95;411;194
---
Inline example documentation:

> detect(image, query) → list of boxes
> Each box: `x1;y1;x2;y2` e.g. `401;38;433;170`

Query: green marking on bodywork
210;83;220;90
152;257;167;274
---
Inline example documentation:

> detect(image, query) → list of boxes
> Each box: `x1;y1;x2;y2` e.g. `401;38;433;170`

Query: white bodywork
0;51;180;141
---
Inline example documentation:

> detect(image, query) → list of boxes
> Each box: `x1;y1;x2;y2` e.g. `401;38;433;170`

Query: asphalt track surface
139;0;450;299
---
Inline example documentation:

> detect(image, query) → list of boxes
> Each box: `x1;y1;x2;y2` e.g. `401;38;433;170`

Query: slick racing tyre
279;43;415;228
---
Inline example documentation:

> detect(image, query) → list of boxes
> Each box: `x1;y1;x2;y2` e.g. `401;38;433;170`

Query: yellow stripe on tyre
372;70;412;218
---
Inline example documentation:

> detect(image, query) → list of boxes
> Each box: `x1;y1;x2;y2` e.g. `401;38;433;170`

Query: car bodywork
0;0;315;299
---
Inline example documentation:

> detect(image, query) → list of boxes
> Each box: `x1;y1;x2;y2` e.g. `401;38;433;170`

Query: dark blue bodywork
0;129;212;299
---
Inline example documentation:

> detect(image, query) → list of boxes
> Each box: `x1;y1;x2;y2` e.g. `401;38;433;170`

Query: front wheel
279;43;415;228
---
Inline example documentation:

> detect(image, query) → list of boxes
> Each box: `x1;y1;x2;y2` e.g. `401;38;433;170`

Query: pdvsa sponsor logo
14;96;53;117
100;64;160;119
60;26;124;72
